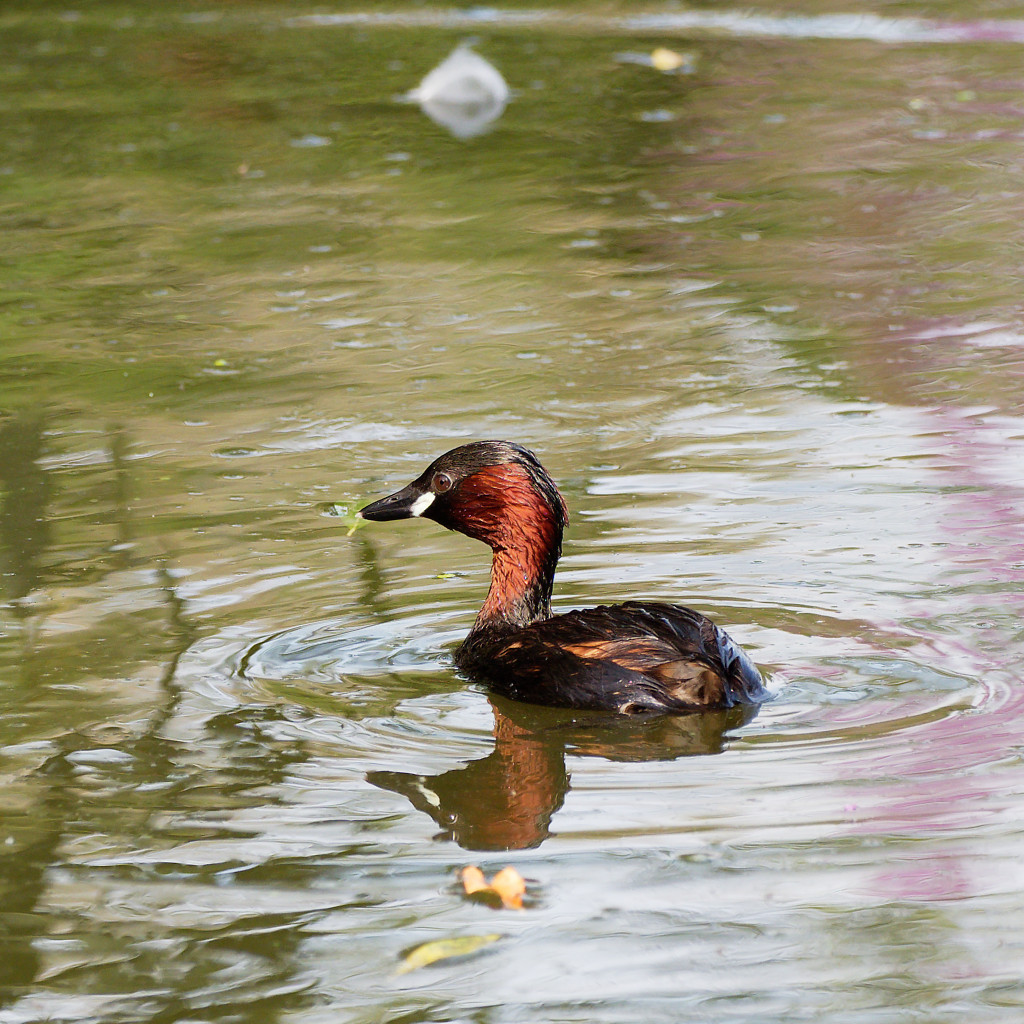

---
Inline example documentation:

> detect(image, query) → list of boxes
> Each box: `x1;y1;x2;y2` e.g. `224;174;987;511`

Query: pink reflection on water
840;394;1024;902
874;852;973;903
935;18;1024;44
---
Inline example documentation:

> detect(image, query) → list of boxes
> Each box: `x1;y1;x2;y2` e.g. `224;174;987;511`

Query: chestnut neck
476;528;560;633
451;464;564;636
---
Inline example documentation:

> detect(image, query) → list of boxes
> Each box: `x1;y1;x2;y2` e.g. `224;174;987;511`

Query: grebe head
358;441;568;550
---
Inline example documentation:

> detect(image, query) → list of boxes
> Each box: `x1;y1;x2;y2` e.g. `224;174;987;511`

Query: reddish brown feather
559;637;726;704
455;464;561;623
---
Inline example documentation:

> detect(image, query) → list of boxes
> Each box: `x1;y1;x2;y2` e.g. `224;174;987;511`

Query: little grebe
358;441;767;715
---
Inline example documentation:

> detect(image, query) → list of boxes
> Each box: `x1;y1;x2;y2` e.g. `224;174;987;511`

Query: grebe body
358;441;767;715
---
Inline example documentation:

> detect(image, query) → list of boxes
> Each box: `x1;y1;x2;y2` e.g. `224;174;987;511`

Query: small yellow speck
651;47;692;72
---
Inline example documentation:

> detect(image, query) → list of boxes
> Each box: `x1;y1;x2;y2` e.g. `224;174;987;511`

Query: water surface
2;3;1024;1021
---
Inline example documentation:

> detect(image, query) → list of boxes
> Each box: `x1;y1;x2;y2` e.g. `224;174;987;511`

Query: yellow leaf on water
651;47;686;72
397;933;502;974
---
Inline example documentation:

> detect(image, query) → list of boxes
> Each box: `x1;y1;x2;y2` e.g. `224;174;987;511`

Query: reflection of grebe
359;441;767;714
369;698;757;850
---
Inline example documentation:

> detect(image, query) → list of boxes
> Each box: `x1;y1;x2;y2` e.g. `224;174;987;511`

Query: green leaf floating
319;502;365;536
397;933;502;974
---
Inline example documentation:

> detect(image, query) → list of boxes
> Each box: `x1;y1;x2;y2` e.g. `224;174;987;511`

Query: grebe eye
433;472;453;493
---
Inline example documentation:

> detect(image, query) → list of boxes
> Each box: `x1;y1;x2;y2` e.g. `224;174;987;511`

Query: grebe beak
358;483;434;522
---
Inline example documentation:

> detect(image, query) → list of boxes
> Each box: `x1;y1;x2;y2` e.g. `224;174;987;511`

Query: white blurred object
407;44;509;139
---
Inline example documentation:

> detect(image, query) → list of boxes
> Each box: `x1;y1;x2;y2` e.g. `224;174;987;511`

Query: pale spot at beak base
410;491;435;516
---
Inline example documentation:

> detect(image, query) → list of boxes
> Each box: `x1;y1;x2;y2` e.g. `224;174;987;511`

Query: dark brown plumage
358;441;768;715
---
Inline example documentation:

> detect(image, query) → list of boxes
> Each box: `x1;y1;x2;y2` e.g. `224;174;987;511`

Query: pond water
3;2;1024;1021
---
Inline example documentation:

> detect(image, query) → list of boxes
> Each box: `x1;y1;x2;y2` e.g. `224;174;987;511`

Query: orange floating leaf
458;865;526;910
459;865;489;895
490;867;526;910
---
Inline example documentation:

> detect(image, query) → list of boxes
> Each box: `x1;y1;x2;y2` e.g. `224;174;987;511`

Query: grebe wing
465;601;766;713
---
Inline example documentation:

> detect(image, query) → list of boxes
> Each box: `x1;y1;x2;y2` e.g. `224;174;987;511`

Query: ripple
238;612;466;682
167;596;1022;859
184;604;997;774
288;9;1024;46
